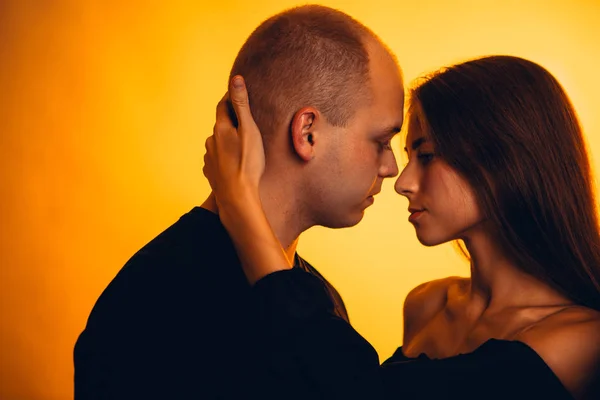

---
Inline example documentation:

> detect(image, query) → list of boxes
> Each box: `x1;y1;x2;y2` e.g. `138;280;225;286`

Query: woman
203;55;600;399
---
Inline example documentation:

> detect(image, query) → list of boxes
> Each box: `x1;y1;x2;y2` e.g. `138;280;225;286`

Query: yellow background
1;1;599;399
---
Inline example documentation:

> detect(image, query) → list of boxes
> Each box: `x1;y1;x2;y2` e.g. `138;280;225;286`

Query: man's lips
367;191;380;200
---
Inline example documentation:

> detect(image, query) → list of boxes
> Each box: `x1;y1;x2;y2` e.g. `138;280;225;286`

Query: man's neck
201;192;301;264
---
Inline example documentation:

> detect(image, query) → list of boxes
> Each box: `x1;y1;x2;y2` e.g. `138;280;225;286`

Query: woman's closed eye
417;152;435;165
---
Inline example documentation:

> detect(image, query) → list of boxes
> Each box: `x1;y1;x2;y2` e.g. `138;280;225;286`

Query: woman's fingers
203;135;216;189
215;93;234;135
203;75;265;207
215;92;227;119
227;75;265;186
228;76;253;130
213;91;242;167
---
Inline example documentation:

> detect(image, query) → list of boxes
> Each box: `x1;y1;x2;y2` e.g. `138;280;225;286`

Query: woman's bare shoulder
403;276;467;342
516;306;600;398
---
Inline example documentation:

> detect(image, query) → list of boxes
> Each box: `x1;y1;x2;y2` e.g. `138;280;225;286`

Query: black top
250;268;575;400
73;207;348;399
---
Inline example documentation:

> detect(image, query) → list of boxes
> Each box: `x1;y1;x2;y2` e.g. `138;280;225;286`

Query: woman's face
394;103;484;246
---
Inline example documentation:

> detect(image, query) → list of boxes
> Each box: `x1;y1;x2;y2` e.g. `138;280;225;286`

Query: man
74;4;404;399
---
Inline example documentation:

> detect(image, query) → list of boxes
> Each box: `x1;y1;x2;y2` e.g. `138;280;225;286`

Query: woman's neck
463;228;572;313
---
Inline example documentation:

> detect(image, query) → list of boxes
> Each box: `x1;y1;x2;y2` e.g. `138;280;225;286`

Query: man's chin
320;211;365;230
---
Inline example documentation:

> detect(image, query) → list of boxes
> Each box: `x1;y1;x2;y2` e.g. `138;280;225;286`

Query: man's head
231;5;404;230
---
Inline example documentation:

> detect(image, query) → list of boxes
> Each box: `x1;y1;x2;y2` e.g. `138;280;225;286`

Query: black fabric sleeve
251;268;575;400
251;268;385;399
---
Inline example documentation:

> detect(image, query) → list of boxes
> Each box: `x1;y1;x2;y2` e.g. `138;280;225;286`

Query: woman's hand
203;75;265;212
203;75;292;284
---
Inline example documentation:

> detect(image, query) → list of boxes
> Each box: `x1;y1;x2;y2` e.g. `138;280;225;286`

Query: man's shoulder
84;207;243;323
295;254;350;322
295;254;318;274
140;206;229;251
295;254;334;286
123;206;234;270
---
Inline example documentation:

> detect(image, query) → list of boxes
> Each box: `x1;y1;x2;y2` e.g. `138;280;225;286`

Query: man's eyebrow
377;125;402;137
403;136;429;153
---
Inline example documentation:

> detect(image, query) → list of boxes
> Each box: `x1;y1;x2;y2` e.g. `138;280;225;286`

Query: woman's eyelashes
417;152;435;165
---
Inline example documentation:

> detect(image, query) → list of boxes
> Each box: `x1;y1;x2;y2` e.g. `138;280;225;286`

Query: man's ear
290;107;319;162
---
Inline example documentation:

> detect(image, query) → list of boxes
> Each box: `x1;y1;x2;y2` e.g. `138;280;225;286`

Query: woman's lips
408;209;425;222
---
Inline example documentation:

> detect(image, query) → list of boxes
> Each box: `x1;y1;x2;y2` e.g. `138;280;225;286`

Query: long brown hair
412;55;600;310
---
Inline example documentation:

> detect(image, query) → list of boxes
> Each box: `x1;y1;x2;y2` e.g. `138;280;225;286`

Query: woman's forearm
217;188;292;285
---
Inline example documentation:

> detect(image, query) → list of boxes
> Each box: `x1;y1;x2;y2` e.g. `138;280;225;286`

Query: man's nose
380;150;399;178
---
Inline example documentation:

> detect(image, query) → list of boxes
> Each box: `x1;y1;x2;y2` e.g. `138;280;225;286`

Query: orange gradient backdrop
1;1;599;399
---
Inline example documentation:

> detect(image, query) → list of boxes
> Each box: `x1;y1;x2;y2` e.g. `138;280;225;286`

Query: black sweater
74;207;347;399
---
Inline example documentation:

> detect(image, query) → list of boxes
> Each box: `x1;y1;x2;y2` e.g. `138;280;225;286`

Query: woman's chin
415;231;445;247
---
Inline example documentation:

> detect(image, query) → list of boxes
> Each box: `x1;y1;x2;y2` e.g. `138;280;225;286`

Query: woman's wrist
216;184;261;227
215;185;292;285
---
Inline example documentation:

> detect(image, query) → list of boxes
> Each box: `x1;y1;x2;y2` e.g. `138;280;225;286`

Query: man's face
307;42;405;228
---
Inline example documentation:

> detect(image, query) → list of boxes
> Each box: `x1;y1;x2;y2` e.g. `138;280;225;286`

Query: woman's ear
290;107;318;162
